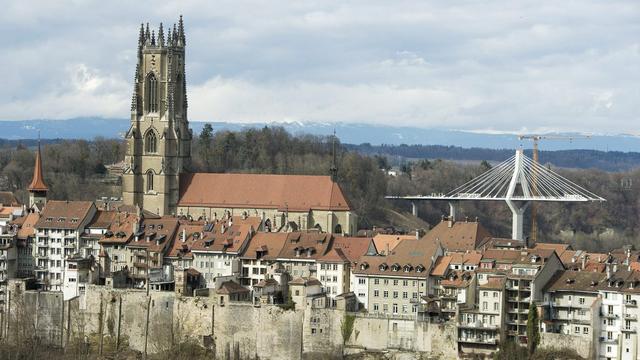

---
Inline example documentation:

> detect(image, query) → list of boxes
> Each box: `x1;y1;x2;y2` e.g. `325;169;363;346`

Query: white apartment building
33;201;96;291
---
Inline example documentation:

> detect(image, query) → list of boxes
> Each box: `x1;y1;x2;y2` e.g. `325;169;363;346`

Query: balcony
601;313;619;319
458;321;499;330
458;337;497;345
34;253;48;259
308;265;317;272
600;337;618;343
624;313;637;320
623;327;637;333
63;244;75;249
34;266;48;272
625;300;638;307
134;261;148;269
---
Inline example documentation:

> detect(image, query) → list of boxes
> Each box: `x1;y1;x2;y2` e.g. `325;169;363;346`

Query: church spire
28;136;48;192
28;134;48;208
330;130;338;181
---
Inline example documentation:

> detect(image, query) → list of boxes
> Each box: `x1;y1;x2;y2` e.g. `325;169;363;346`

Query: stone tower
122;17;192;216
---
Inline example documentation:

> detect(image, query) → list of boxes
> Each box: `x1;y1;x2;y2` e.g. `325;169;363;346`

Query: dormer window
416;264;425;273
379;263;388;271
360;262;369;270
403;264;413;272
306;247;316;258
391;263;400;272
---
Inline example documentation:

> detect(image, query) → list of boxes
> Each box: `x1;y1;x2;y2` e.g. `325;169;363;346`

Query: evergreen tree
198;123;214;170
527;302;540;355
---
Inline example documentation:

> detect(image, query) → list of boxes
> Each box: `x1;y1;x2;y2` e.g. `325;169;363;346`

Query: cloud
0;0;638;133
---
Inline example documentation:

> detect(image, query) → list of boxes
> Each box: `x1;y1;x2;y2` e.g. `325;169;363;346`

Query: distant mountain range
2;118;640;171
1;117;639;152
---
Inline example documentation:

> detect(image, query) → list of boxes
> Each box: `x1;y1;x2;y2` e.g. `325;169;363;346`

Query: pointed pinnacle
178;15;185;45
158;23;165;47
145;23;150;39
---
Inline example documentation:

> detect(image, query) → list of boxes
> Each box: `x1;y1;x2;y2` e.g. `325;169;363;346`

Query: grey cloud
0;0;638;133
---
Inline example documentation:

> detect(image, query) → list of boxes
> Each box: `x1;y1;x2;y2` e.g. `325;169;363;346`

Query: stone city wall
3;284;546;359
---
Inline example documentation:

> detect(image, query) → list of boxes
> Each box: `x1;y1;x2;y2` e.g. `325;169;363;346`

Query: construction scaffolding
386;149;605;241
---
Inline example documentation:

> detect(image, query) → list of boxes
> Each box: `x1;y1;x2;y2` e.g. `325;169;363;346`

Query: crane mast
517;134;591;244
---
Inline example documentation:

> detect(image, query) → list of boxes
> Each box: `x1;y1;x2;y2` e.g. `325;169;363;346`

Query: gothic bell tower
122;16;192;216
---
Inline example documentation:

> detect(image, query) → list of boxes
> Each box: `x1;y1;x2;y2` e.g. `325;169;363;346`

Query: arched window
145;131;157;153
146;73;158;113
334;224;342;234
175;74;183;112
146;171;154;192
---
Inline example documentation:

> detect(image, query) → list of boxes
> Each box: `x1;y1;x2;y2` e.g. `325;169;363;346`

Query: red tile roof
421;219;491;252
372;234;414;255
431;256;452;277
326;236;372;263
277;232;333;260
35;201;94;230
0;192;20;206
27;143;48;192
178;173;351;211
353;238;441;277
240;232;289;260
167;216;261;258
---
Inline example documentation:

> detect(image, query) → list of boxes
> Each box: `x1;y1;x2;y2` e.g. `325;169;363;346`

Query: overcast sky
0;0;638;133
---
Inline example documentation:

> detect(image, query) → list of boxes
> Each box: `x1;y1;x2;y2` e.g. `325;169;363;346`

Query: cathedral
122;17;357;235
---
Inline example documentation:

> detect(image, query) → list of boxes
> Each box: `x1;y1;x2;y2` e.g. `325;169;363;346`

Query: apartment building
317;236;370;303
596;269;640;360
33;201;96;291
542;270;603;358
239;232;288;288
275;232;333;280
457;275;506;356
125;216;179;288
351;238;443;315
98;211;139;282
164;216;261;289
504;251;564;342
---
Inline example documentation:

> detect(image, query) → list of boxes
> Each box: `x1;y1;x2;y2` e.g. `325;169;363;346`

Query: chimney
415;229;420;240
133;220;139;235
581;255;586;271
626;248;631;266
228;218;233;227
448;216;454;228
181;229;186;243
386;243;390;256
606;263;612;280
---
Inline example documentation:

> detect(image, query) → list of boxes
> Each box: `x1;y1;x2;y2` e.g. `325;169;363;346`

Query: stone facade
122;19;192;216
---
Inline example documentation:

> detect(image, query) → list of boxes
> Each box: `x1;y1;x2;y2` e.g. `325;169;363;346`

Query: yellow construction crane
517;134;592;243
